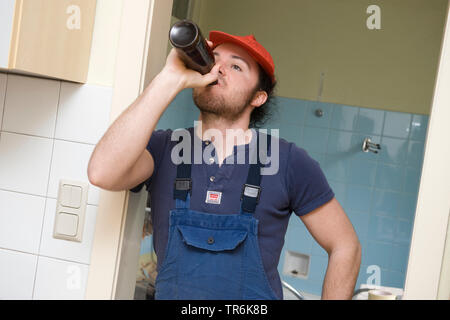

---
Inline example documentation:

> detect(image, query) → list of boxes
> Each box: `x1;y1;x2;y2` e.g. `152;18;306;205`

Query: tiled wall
159;89;428;297
269;97;428;296
0;72;112;299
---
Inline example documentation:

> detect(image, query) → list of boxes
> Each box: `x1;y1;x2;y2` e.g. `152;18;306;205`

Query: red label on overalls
205;191;222;204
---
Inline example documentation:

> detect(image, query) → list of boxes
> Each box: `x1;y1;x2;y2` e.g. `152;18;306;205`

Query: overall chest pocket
177;225;248;252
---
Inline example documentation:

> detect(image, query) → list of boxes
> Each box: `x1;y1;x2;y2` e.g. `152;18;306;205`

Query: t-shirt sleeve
129;129;171;193
286;143;335;216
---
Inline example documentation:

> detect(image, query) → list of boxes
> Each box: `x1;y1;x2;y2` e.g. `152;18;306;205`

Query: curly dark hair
249;65;277;128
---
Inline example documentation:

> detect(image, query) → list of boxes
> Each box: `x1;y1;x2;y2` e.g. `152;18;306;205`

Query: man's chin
193;89;222;107
195;103;223;115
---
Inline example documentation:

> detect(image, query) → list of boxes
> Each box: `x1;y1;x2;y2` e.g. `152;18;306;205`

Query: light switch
53;179;88;242
60;185;71;206
60;184;82;208
70;185;82;208
55;212;78;236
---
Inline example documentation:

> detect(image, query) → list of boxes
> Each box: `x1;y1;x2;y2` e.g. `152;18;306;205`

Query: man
88;30;361;300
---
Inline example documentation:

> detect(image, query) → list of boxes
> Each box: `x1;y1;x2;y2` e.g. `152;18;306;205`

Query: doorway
87;0;450;300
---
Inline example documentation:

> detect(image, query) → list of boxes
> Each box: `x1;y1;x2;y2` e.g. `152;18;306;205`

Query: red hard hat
209;31;276;84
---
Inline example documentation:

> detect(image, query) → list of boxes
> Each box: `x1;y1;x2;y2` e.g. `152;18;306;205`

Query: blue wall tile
383;111;411;139
264;120;282;131
368;215;397;242
409;114;429;141
375;163;404;192
359;237;369;265
302;126;329;154
328;180;346;206
346;158;377;186
157;88;197;130
308;255;329;284
403;167;422;194
379;137;408;165
371;190;401;218
288;212;306;230
323;156;347;182
311;238;328;257
279;123;303;146
331;104;359;131
345;185;372;213
406;140;425;168
363;241;393;270
356;108;385;135
346;211;370;240
277;97;307;125
184;104;200;128
327;130;354;155
396;194;417;220
383;270;406;288
395;219;413;245
286;226;314;255
304;101;333;128
390;244;410;273
157;104;186;129
264;108;281;128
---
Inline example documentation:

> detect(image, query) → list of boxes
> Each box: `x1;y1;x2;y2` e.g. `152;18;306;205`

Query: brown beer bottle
169;20;216;78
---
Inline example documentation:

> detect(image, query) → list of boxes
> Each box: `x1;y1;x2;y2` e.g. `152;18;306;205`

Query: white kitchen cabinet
0;0;97;83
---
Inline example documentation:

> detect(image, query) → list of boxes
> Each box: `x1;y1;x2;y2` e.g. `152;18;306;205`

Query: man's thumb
202;65;219;85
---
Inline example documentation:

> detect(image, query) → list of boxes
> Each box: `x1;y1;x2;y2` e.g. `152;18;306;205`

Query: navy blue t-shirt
130;127;334;299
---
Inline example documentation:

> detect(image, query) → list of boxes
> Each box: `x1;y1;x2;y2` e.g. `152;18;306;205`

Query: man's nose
216;60;226;76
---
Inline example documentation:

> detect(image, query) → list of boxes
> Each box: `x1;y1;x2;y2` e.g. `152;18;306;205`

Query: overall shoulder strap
173;135;192;202
241;130;271;214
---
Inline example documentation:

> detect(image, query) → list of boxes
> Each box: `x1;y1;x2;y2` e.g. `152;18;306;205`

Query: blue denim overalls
155;130;279;300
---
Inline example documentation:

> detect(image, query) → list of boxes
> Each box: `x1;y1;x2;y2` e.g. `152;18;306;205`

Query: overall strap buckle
174;178;192;191
240;184;261;203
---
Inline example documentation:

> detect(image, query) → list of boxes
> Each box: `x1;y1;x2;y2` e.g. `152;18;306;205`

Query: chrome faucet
362;137;381;154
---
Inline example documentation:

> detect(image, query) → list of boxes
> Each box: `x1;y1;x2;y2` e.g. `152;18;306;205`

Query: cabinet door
9;0;97;83
0;0;16;69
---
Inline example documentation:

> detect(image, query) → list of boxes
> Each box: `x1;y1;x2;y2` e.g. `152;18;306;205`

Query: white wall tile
0;132;53;196
2;74;60;138
0;190;46;254
0;1;15;69
55;82;112;144
47;139;99;205
33;256;89;300
39;199;98;264
0;248;37;299
0;73;7;129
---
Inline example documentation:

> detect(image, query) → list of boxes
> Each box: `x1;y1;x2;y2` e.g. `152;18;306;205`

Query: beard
192;83;257;123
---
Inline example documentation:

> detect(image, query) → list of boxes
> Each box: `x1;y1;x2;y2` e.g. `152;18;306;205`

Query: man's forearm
88;72;183;186
321;244;362;300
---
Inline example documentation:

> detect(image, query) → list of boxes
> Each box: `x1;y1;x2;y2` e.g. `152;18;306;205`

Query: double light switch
53;180;88;242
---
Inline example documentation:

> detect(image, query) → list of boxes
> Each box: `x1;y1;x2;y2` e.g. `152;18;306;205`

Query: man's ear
251;90;268;108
